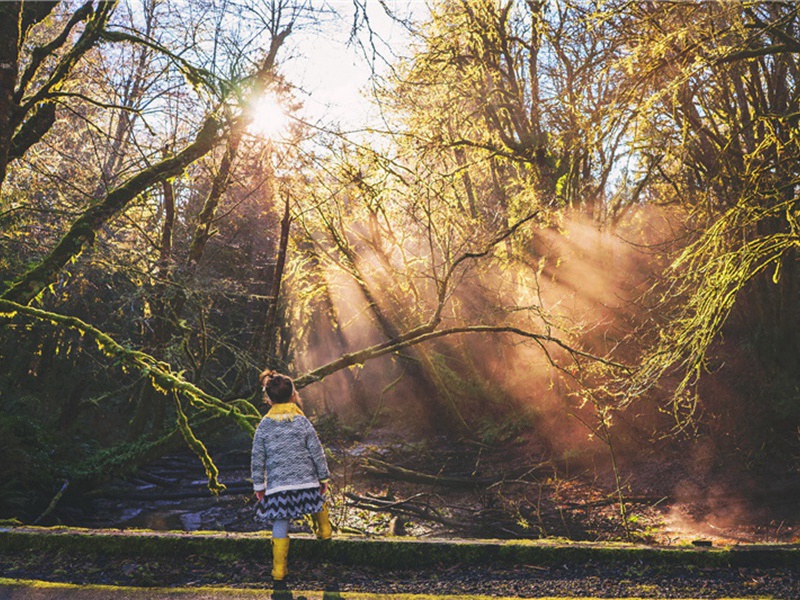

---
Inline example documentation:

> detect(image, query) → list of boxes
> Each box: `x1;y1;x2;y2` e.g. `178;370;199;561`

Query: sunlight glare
249;94;289;138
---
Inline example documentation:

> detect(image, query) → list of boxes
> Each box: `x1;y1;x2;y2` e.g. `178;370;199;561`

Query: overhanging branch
1;115;221;305
294;324;627;389
0;299;260;435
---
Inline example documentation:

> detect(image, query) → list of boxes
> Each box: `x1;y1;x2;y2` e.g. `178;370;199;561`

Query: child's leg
272;519;289;538
271;519;290;581
312;505;332;540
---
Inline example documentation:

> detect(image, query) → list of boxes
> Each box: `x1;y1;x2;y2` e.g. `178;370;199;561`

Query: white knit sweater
250;407;330;494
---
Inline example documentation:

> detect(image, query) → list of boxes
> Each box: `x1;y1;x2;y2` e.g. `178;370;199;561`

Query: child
251;370;332;583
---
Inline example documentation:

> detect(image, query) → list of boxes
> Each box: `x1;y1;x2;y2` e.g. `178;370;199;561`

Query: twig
33;479;69;525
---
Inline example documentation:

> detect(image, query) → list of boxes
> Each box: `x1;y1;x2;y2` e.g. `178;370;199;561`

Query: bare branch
294;323;626;389
431;212;539;325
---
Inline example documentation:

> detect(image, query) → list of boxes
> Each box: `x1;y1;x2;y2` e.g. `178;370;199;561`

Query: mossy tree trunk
1;1;115;194
0;2;23;192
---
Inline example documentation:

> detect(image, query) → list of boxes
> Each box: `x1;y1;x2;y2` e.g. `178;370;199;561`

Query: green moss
1;526;799;572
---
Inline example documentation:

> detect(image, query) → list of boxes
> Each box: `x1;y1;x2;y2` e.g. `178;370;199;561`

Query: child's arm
304;418;331;483
250;420;268;494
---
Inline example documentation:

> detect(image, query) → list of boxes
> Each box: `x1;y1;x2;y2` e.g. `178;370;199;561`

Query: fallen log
33;479;70;525
559;496;668;510
89;482;253;501
345;491;538;537
361;457;552;489
361;458;497;488
132;469;176;487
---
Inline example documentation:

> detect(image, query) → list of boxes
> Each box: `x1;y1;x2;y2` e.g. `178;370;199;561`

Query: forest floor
4;422;800;598
2;568;800;600
52;420;800;547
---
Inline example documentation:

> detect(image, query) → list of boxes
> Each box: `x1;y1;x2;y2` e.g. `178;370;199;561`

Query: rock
179;512;203;531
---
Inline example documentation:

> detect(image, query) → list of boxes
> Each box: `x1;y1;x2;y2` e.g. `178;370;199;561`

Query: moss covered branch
14;1;95;104
0;299;260;436
173;393;226;495
1;116;221;305
629;197;800;403
99;30;222;98
16;1;118;119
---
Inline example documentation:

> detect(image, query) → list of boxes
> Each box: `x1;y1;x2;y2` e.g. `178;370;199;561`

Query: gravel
2;549;799;598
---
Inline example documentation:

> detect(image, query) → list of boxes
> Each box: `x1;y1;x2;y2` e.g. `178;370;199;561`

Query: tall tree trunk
154;128;242;356
185;130;243;272
452;145;478;219
232;191;293;398
158;175;176;276
0;2;22;194
0;0;60;185
258;190;291;363
147;170;176;351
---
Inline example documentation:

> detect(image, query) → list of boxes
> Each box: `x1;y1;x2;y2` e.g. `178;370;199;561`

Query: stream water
63;448;264;533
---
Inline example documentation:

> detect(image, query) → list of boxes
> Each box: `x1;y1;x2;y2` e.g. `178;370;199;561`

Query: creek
62;446;263;533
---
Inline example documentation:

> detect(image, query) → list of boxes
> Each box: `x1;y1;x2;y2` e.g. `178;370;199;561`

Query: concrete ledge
1;526;799;569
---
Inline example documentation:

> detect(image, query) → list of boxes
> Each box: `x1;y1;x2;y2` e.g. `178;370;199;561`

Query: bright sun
248;94;290;138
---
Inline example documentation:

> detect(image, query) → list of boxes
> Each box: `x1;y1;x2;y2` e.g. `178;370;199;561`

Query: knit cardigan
250;403;330;494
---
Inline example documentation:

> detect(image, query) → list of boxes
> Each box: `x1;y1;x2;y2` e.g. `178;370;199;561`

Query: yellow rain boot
312;504;332;540
271;537;290;581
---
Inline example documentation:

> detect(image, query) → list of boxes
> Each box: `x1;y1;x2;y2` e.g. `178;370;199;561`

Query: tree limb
716;43;800;64
362;457;499;488
32;479;69;525
344;491;463;529
8;102;56;162
17;1;117;121
294;324;626;389
14;1;94;103
432;211;540;324
1;115;221;305
99;29;222;98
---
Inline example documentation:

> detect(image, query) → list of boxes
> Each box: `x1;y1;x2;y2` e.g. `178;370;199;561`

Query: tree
378;0;638;226
612;2;800;435
0;0;301;511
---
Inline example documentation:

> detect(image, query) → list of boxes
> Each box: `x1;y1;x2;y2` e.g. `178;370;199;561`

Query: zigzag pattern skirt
255;487;324;521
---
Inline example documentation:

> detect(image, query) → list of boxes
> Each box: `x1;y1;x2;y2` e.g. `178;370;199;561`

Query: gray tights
272;518;289;538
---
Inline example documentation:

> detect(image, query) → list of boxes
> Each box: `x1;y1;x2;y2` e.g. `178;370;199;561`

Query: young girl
251;370;332;583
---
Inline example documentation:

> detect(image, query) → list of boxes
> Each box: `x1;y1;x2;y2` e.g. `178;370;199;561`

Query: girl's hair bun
259;369;295;403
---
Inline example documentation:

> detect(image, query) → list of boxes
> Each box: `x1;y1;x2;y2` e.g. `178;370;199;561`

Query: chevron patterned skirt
255;487;325;521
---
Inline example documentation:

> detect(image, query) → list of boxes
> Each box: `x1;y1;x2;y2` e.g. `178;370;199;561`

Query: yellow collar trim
266;402;305;421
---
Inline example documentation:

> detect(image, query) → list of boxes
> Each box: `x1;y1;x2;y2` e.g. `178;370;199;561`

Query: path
2;527;799;598
0;579;761;600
